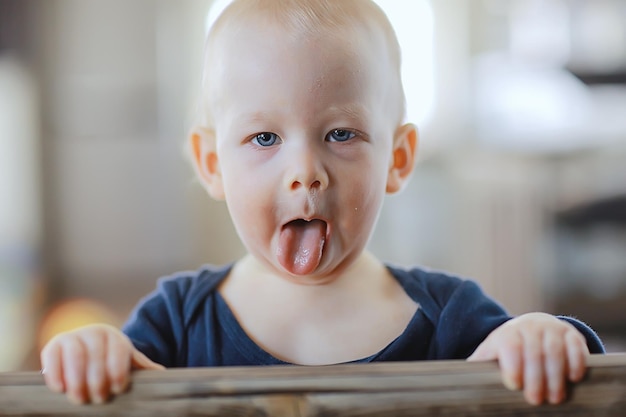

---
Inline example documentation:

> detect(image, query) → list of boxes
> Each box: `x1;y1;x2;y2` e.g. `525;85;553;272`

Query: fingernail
68;394;85;405
92;393;105;405
47;380;64;393
503;376;520;391
550;391;563;405
112;381;128;395
570;370;584;382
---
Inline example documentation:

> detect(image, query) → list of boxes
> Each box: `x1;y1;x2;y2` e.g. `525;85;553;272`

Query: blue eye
252;132;280;147
327;129;356;142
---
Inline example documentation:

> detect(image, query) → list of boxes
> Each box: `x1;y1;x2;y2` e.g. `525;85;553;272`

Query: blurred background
0;0;625;371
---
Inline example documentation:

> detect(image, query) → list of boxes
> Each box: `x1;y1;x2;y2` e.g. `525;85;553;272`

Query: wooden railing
0;353;624;416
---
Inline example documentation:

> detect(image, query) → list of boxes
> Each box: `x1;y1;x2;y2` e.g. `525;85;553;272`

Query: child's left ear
386;123;418;194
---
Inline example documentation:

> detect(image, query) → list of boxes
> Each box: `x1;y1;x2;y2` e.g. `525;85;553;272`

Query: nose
284;142;329;192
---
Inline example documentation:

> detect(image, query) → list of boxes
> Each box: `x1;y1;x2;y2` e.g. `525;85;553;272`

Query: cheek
225;178;265;221
221;167;277;243
339;165;387;230
354;152;389;199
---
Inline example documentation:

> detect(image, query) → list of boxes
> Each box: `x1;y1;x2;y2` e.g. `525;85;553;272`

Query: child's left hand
468;312;589;405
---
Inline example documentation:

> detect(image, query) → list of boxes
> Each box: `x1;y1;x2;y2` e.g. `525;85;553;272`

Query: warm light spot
37;299;121;350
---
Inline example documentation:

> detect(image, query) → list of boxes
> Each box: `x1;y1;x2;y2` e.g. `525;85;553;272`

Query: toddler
41;0;604;407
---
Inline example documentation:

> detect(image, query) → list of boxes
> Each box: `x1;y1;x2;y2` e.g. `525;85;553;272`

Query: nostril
290;180;302;191
290;180;321;191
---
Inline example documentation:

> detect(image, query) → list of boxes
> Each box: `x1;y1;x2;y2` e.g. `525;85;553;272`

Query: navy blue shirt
122;264;604;367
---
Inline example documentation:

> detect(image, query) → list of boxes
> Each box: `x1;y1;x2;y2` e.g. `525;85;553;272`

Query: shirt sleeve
558;316;605;354
428;276;605;358
121;276;190;368
430;279;511;359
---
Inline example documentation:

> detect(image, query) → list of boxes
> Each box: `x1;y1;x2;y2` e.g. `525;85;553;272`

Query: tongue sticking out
278;219;327;275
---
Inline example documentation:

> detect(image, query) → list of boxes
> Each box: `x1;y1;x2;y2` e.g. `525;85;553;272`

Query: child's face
198;18;411;284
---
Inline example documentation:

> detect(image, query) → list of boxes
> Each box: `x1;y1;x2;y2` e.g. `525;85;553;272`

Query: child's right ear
189;127;225;200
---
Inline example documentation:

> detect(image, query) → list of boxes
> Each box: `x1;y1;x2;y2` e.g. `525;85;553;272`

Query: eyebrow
240;111;273;124
324;103;371;122
236;103;371;127
240;103;370;123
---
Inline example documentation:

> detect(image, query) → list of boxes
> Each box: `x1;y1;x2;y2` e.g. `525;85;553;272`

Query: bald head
197;0;406;131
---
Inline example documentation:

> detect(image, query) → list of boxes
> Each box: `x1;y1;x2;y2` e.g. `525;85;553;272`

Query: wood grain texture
0;354;624;416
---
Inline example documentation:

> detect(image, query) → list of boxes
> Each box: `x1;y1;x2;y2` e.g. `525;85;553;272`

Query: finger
61;338;88;405
543;331;566;404
131;348;165;370
83;331;109;404
566;330;589;382
523;330;545;405
40;341;65;393
496;336;524;392
106;333;133;395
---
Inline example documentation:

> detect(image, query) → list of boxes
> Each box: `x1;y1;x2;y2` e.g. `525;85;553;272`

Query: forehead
214;22;374;78
199;0;406;131
206;15;392;114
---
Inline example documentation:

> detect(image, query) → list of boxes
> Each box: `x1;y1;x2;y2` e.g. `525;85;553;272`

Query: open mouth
283;218;326;230
278;219;328;275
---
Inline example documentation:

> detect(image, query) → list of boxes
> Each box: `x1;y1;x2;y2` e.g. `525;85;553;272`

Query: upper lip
282;216;328;226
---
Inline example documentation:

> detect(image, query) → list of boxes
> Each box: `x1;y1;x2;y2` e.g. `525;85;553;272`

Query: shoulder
124;263;231;333
387;264;484;308
122;263;232;366
387;263;509;330
155;264;231;299
151;263;232;325
387;264;510;359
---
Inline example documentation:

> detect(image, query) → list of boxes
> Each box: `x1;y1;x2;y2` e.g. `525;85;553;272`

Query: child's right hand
40;323;164;404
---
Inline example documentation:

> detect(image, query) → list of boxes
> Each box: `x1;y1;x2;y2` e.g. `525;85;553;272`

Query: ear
189;127;225;200
386;123;418;194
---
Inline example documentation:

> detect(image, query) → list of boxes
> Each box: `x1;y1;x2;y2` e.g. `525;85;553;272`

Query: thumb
131;349;165;370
